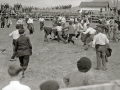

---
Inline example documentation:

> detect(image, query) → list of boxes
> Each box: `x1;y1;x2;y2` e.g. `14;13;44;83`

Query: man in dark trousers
92;26;109;71
15;29;32;77
1;15;5;29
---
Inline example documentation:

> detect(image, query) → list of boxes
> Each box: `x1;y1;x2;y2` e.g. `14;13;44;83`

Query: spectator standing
27;16;34;34
112;20;118;42
2;65;31;90
39;16;45;30
92;26;109;71
15;29;32;76
1;15;5;29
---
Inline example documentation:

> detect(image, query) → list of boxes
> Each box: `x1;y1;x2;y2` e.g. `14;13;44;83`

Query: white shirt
27;18;33;24
9;29;20;39
16;19;24;25
83;27;96;34
106;20;110;25
77;23;83;31
56;26;63;31
39;18;45;22
83;23;87;31
92;33;109;48
61;17;66;23
2;81;31;90
58;16;62;21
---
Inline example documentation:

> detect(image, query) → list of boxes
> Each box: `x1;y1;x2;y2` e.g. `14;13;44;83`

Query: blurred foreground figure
15;29;32;77
40;80;59;90
2;65;31;90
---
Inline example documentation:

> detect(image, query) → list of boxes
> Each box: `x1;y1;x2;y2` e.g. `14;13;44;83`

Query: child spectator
2;64;31;90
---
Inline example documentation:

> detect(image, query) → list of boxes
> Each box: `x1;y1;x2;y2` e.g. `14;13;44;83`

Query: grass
0;20;120;90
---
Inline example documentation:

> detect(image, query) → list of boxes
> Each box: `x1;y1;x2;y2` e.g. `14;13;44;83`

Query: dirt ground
0;20;120;90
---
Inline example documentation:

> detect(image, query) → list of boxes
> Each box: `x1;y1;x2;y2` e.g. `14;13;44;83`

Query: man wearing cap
2;65;31;90
92;26;109;71
63;57;94;87
15;29;32;76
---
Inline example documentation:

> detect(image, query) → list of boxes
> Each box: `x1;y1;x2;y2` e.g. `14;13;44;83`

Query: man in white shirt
27;16;34;34
92;26;109;71
61;16;66;28
2;65;31;90
39;16;45;30
82;24;96;50
9;25;20;61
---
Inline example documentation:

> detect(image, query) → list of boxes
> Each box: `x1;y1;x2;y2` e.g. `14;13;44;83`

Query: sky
0;0;93;8
0;0;119;8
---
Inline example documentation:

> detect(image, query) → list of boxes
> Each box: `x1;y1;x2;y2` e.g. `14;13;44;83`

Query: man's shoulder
20;84;31;90
2;84;11;90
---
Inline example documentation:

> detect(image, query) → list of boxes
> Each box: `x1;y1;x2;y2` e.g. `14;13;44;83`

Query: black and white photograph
0;0;120;90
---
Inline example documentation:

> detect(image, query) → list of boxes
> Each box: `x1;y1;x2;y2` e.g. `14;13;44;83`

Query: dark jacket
15;35;32;57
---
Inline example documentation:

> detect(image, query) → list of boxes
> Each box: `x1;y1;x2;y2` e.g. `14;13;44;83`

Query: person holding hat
15;29;32;76
2;64;31;90
63;57;94;87
40;80;59;90
92;26;109;71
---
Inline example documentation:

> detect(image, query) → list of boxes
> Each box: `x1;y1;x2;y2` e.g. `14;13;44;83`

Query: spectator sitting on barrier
63;57;94;87
63;57;110;87
40;80;59;90
2;64;31;90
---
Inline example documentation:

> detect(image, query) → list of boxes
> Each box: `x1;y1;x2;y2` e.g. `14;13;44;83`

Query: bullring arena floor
0;20;120;90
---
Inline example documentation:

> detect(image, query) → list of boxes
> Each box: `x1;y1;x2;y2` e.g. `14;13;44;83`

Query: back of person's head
40;80;59;90
69;21;72;25
19;29;25;34
16;25;20;29
96;26;104;33
77;57;92;72
8;65;22;77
